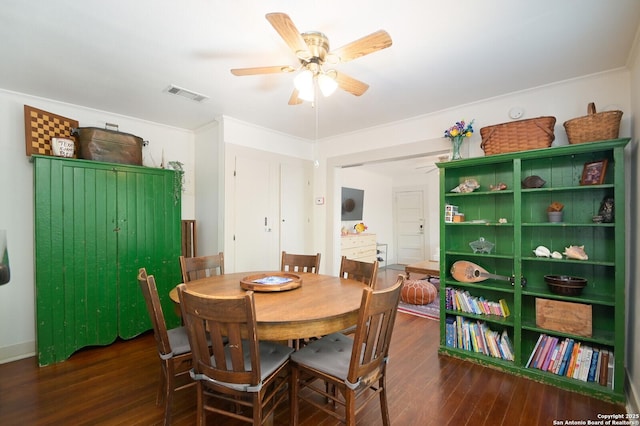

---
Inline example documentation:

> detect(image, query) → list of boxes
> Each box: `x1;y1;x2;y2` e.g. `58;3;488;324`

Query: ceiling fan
230;13;392;105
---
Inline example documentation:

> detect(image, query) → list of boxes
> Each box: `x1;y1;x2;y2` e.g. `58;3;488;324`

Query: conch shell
551;251;563;259
533;245;551;257
563;245;588;260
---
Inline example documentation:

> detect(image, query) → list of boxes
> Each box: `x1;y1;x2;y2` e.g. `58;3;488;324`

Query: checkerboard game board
24;105;78;157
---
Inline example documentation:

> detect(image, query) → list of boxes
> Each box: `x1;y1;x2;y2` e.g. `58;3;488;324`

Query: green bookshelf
437;138;629;402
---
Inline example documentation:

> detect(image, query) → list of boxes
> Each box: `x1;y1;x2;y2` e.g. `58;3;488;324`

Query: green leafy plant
167;161;184;205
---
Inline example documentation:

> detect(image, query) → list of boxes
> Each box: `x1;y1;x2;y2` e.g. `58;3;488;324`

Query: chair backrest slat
281;251;321;274
177;284;261;385
180;252;224;283
339;256;379;288
348;275;404;386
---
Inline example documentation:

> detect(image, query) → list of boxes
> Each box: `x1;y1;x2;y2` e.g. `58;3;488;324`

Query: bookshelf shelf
437;139;628;402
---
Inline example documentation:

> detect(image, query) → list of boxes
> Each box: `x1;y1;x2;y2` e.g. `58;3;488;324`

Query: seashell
563;245;588;260
551;251;563;259
522;175;546;188
451;178;480;193
490;182;507;191
533;245;551;257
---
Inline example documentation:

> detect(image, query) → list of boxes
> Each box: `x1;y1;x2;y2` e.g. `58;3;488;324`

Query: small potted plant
547;201;564;223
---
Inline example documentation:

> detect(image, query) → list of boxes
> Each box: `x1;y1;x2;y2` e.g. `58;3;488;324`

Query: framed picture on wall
580;159;608;185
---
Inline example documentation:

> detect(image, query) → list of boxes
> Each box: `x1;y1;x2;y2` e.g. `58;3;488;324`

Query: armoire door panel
64;165;119;348
117;169;182;339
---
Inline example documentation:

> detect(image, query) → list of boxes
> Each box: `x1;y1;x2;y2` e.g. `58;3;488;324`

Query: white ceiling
1;1;639;142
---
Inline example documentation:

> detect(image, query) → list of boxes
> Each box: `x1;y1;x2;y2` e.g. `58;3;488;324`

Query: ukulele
450;260;526;286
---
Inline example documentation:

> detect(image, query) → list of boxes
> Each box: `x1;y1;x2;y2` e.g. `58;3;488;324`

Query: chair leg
253;392;262;426
156;364;166;406
196;382;205;426
163;361;175;426
379;376;390;426
290;366;300;425
345;390;357;426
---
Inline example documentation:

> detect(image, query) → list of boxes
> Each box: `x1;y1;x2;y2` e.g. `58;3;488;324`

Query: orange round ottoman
401;279;438;305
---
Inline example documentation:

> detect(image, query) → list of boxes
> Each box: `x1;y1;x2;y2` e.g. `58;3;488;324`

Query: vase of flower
451;136;464;160
444;119;475;160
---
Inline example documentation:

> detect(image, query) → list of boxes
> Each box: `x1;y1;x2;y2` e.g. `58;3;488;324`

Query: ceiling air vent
164;84;208;102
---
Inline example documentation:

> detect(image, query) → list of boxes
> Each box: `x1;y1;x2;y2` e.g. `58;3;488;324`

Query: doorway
394;190;425;264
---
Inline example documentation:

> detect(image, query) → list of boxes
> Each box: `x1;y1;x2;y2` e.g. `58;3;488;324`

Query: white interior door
279;163;309;254
233;155;279;272
395;190;425;264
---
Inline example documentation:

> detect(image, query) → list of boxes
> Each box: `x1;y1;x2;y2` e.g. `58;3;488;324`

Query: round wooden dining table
168;271;368;341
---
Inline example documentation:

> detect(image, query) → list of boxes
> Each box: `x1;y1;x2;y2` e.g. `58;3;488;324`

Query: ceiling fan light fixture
317;72;338;97
298;86;315;102
294;69;314;92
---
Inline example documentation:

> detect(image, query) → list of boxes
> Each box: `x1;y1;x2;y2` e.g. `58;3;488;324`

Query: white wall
625;30;640;414
0;89;196;363
193;120;223;256
338;167;393;273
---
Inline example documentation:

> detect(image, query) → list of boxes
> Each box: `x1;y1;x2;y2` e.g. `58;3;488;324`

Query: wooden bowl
240;272;302;292
544;275;587;296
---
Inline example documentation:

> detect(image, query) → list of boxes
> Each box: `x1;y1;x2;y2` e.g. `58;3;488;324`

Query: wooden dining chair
339;256;379;288
289;275;405;426
177;284;293;426
281;251;321;274
179;252;224;283
137;268;195;426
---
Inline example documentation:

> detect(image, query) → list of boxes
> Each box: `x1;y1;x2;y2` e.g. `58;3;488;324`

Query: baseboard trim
0;340;36;364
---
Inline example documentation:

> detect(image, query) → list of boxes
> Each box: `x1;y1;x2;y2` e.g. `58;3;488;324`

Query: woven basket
480;116;556;155
563;103;622;144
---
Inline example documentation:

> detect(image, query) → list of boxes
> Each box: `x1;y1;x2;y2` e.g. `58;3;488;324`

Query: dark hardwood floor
0;268;626;425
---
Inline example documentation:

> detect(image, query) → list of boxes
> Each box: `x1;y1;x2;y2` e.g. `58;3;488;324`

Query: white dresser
340;233;377;263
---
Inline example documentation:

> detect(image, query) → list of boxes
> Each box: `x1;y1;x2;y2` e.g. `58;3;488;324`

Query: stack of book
445;316;514;361
445;287;510;318
525;334;614;388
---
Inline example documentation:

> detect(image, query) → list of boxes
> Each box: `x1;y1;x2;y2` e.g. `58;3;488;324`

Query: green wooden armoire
33;156;182;366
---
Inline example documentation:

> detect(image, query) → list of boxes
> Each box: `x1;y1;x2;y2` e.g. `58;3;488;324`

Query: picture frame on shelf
580;159;608;185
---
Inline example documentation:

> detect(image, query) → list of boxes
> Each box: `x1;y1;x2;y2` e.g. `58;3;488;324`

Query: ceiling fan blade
330;30;392;63
288;89;303;105
334;72;369;96
266;13;311;59
230;65;295;76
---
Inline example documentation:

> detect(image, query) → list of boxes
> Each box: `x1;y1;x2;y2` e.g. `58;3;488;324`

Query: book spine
526;334;545;368
499;299;511;317
445;317;456;347
550;339;567;374
541;337;559;371
544;338;560;372
599;349;609;386
587;348;599;382
534;335;553;369
558;339;574;376
578;346;593;382
566;342;581;378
